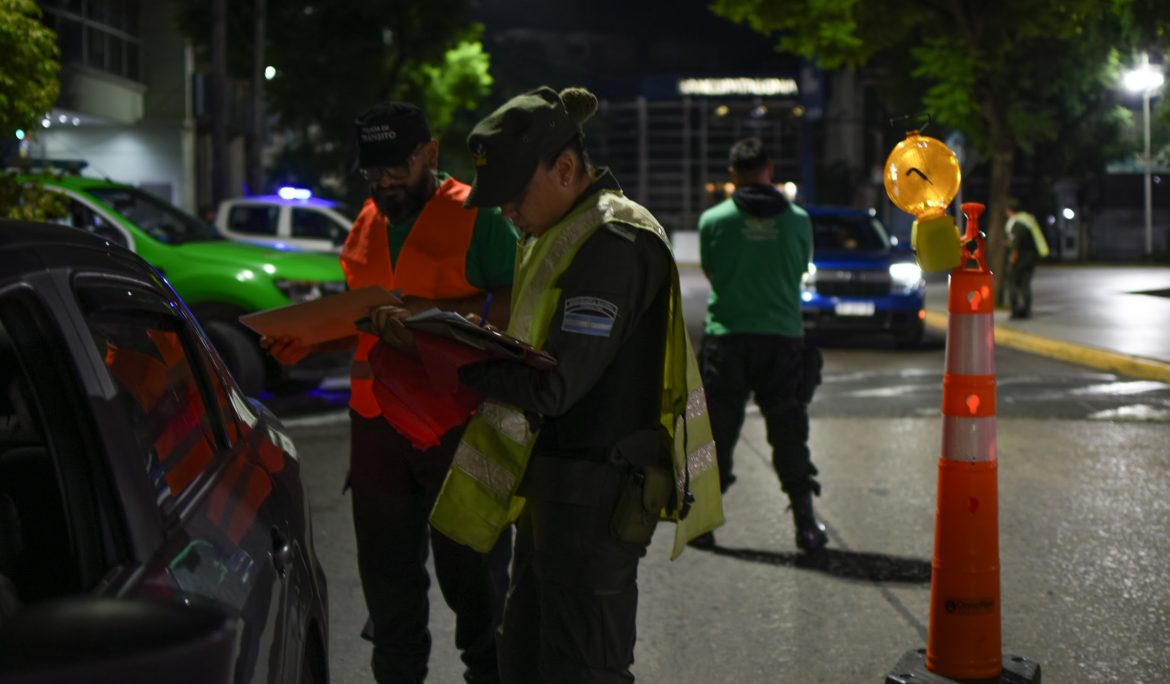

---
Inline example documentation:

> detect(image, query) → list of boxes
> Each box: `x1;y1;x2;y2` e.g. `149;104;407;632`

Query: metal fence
591;97;802;233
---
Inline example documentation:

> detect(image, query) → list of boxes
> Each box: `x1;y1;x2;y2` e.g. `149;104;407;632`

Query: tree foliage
709;0;1170;271
176;0;492;200
0;0;64;221
0;0;59;142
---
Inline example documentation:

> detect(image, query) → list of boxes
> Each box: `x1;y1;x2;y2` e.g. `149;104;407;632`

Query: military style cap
464;87;582;208
354;102;432;168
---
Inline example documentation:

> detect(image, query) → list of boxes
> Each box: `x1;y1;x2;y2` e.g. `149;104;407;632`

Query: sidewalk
924;265;1170;383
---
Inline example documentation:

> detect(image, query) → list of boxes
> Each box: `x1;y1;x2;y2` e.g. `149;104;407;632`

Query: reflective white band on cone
945;313;995;376
941;415;997;463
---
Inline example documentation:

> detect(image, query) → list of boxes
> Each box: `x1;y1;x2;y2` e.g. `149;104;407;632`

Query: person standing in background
695;137;827;553
1004;199;1050;319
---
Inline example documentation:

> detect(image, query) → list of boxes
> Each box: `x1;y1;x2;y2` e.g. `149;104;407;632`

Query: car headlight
275;279;347;303
800;263;817;291
889;262;923;292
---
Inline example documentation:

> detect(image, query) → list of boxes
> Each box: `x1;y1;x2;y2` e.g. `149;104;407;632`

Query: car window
188;326;241;447
227;205;279;236
76;284;224;518
54;197;131;248
290;208;338;240
811;215;890;252
0;295;123;603
88;187;222;245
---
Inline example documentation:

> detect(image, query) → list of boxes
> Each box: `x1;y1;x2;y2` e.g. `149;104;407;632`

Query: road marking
1087;404;1170;421
1069;381;1168;396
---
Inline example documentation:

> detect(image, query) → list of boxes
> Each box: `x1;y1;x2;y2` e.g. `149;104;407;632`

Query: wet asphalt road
272;333;1168;684
268;266;1170;683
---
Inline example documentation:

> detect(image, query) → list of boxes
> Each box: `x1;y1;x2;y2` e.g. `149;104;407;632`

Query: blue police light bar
278;186;313;201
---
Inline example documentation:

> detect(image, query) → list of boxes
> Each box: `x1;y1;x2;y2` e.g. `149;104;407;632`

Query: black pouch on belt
609;428;673;545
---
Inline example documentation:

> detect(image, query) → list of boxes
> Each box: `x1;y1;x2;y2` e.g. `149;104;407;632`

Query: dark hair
729;137;768;173
542;87;598;180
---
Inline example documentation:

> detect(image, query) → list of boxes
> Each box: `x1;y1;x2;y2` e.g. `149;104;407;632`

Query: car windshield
89;187;223;245
810;214;891;252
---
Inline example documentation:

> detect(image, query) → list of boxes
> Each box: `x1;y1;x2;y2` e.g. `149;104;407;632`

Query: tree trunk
248;0;267;195
985;141;1014;305
211;0;229;205
980;93;1016;306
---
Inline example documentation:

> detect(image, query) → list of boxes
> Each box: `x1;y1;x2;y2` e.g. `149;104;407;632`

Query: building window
40;0;142;82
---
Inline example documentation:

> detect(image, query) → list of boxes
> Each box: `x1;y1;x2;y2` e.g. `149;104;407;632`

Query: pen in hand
479;291;493;327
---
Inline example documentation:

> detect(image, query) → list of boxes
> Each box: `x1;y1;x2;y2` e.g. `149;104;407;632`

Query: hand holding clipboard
396;309;557;370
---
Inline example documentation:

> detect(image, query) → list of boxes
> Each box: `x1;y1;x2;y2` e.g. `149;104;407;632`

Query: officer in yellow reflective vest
419;86;723;683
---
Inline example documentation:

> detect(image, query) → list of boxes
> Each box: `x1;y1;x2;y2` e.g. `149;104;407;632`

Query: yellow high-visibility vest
429;189;723;559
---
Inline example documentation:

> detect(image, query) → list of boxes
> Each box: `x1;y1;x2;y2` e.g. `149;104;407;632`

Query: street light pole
1124;54;1164;259
1142;84;1153;257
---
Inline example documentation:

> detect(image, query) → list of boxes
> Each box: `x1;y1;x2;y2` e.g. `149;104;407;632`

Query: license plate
834;301;875;316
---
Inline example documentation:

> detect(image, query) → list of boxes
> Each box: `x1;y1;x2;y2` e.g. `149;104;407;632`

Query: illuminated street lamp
1123;54;1164;258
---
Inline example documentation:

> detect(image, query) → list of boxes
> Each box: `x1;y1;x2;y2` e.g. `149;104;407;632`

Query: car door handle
271;527;293;576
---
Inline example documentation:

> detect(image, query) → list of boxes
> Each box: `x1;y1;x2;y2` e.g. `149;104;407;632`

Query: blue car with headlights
800;206;926;347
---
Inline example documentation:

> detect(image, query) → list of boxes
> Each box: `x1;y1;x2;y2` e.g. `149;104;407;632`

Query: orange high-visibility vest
339;177;480;420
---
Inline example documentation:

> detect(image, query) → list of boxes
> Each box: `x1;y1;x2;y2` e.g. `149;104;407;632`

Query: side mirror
0;598;241;684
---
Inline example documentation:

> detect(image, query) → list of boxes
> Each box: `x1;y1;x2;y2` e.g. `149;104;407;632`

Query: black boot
790;493;827;552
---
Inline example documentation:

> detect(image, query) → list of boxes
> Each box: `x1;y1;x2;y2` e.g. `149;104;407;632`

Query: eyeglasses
360;144;426;184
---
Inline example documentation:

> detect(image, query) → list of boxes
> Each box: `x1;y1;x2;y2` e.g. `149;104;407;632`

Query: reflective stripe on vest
340;178;482;418
430;190;724;558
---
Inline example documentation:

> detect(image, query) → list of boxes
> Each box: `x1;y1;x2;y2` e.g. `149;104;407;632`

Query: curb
923;310;1170;384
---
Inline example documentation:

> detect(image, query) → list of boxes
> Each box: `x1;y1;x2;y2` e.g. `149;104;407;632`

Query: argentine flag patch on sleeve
561;296;618;337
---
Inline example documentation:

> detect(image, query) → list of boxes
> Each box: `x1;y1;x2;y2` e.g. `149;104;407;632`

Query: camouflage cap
464;87;582;208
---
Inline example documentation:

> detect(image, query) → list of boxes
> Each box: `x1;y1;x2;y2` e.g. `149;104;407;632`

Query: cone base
886;648;1042;684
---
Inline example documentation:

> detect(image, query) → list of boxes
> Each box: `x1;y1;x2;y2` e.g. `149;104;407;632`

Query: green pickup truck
28;174;348;394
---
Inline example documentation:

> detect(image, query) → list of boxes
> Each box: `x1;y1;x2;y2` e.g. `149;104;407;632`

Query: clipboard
401;308;557;370
238;285;400;345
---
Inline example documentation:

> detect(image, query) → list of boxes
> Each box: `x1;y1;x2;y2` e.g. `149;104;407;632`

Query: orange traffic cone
928;201;1001;678
886;203;1040;683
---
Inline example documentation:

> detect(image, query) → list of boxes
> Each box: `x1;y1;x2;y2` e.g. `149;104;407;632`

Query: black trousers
1007;254;1037;316
498;456;653;684
699;334;820;497
349;412;512;684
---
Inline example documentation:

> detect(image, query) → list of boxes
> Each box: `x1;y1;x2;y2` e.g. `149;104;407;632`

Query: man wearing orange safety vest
262;102;516;684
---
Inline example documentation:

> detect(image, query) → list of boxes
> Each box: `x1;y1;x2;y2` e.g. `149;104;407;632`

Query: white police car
217;187;354;252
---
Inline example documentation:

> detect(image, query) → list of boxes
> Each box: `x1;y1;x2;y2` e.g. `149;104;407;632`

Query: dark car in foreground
800;206;926;347
0;221;328;682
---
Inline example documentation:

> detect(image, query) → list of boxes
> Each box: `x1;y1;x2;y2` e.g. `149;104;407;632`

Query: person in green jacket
695;137;827;553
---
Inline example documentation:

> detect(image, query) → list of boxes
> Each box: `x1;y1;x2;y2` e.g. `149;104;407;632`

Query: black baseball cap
464;87;581;208
354;102;432;168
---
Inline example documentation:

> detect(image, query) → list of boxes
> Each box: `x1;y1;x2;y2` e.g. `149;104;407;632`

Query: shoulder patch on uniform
604;223;636;241
561;296;618;337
